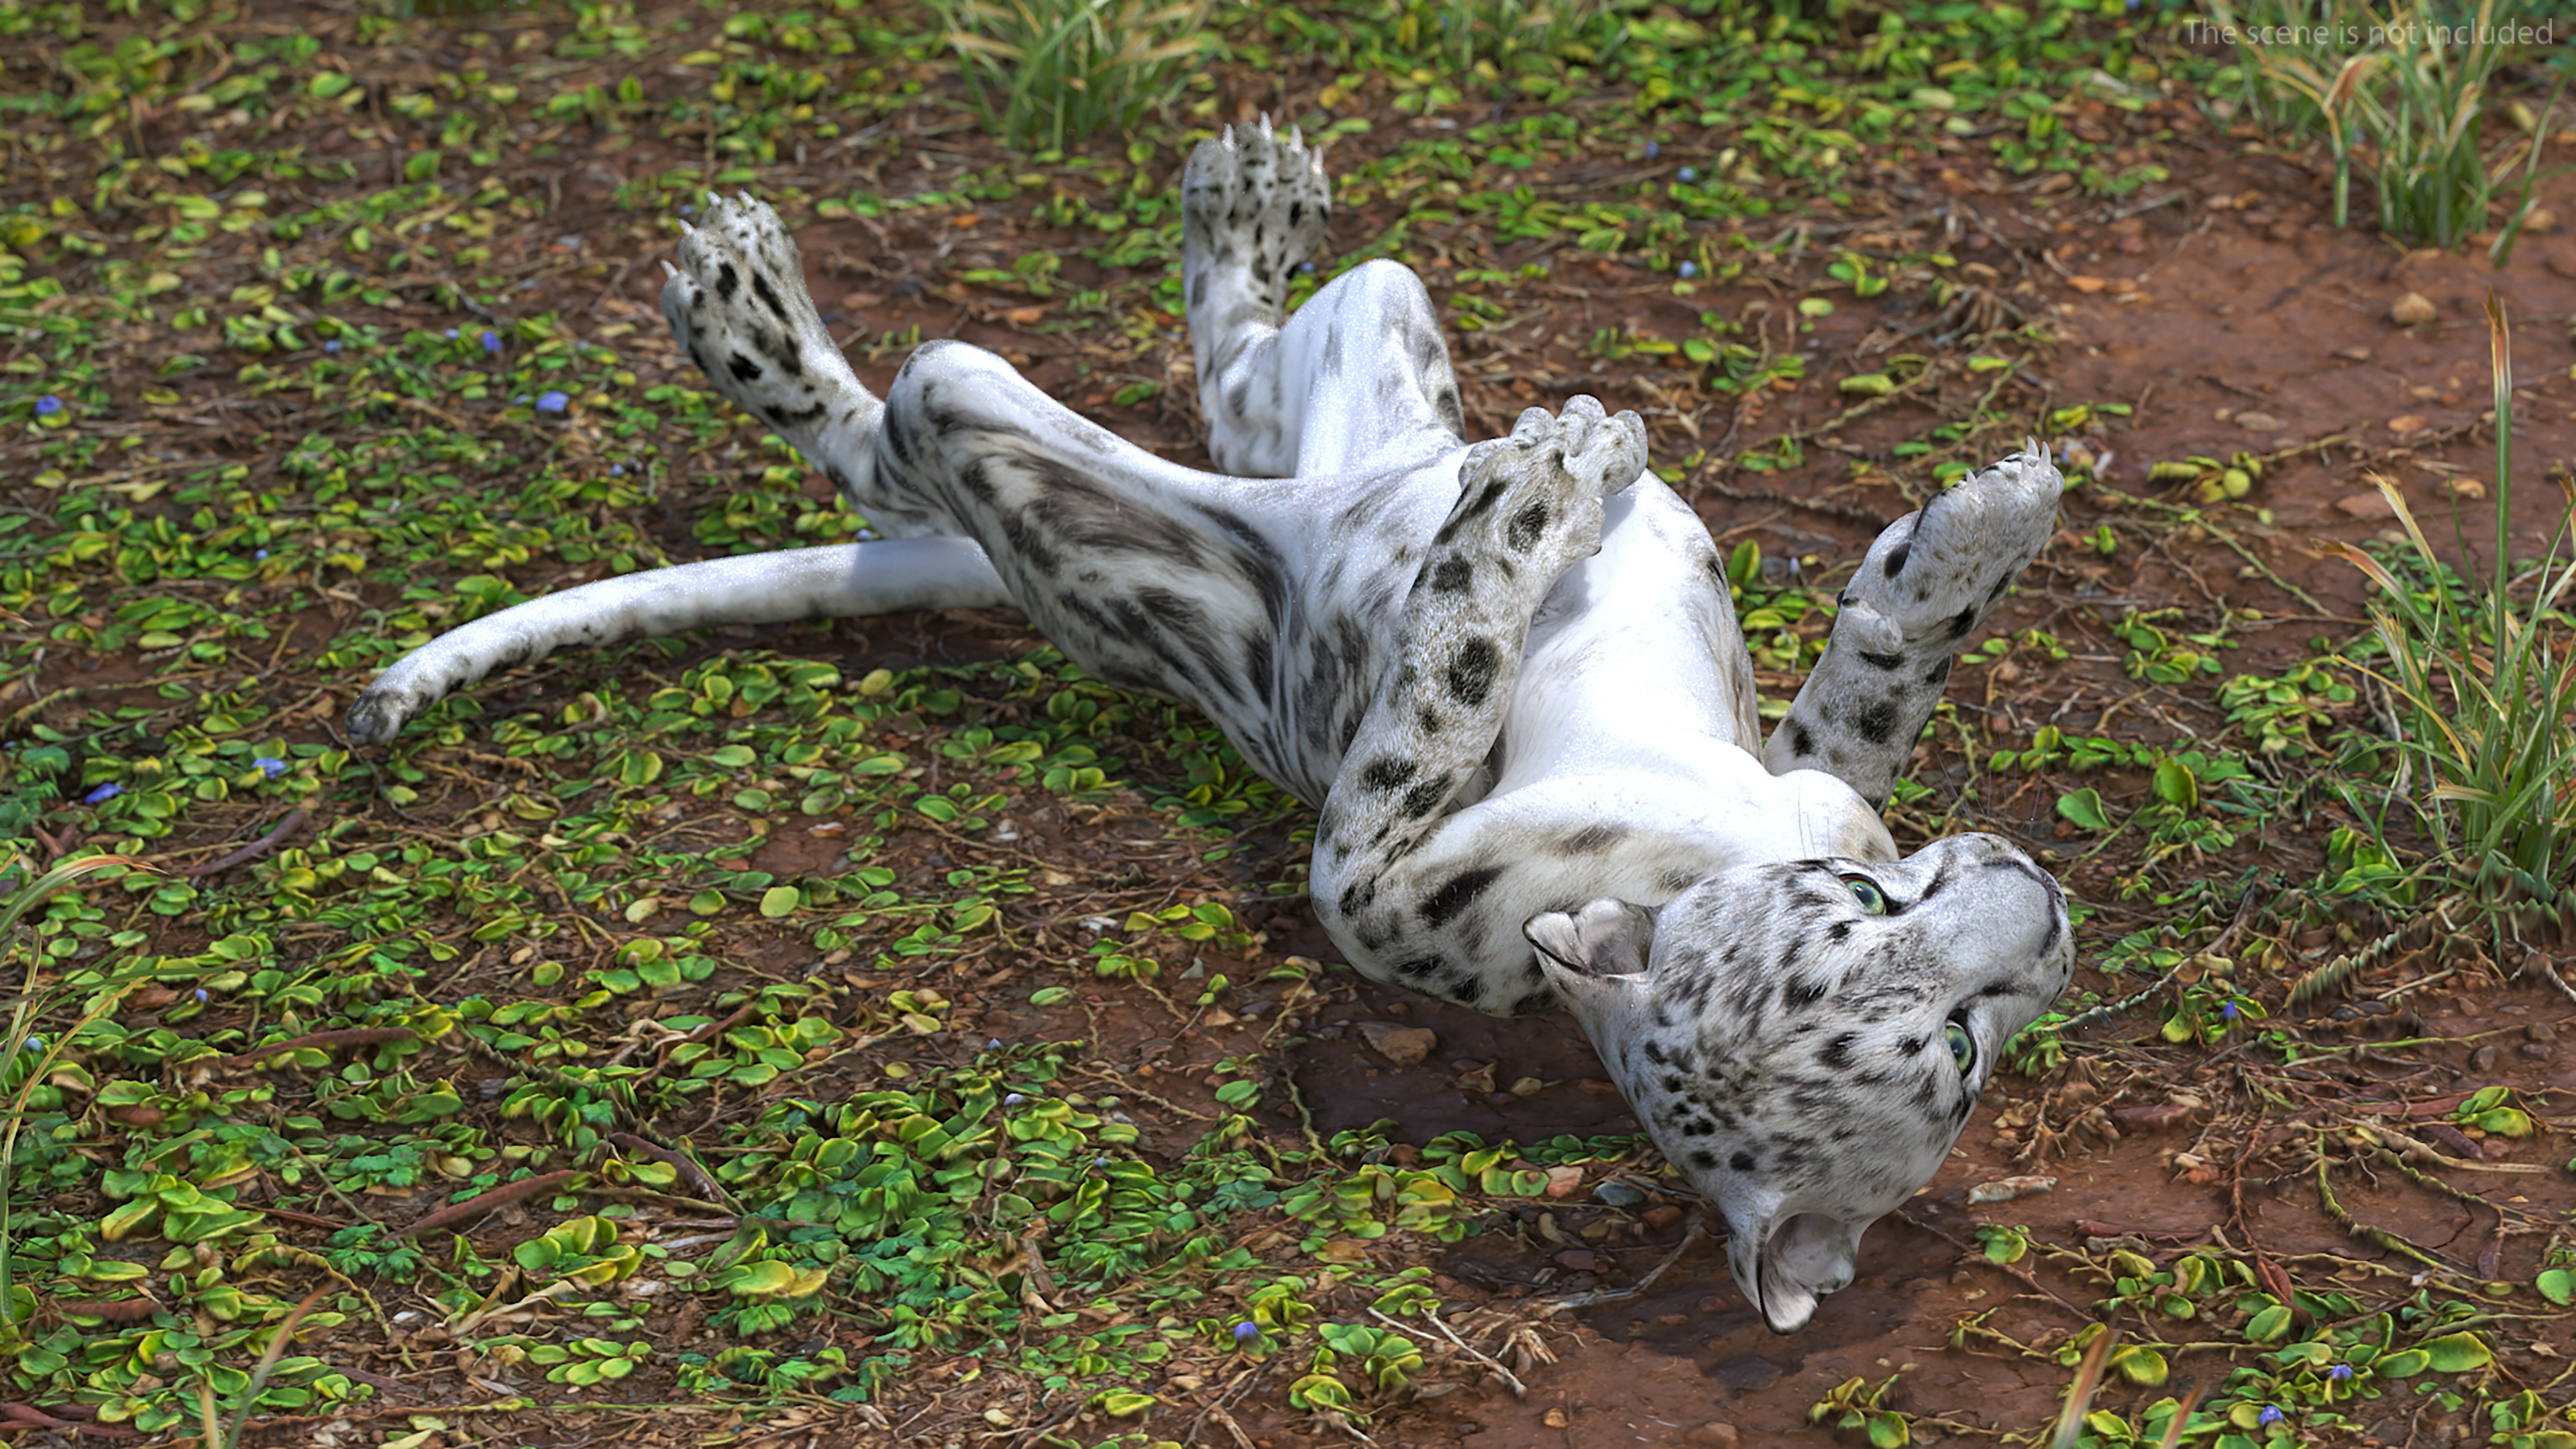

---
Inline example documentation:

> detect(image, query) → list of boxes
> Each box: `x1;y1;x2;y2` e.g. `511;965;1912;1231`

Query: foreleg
1309;398;1646;1010
1763;443;2063;808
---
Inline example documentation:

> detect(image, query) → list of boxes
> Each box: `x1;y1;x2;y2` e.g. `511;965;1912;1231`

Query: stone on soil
2390;291;2438;326
1356;1020;1438;1066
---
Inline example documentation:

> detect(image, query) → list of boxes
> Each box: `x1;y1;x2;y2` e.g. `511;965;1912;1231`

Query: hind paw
1183;117;1331;321
659;191;869;441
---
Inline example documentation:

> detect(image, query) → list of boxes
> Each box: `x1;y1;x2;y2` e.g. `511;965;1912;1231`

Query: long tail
344;539;1011;744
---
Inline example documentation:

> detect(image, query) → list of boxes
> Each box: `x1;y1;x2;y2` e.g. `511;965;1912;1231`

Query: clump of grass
0;851;150;1340
2326;294;2576;900
930;0;1212;153
2210;0;2561;255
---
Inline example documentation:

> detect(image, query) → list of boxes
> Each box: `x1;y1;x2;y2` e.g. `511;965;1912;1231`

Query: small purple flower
20;1037;39;1053
1232;1321;1259;1342
2327;1362;2353;1383
254;549;269;561
513;393;530;405
34;394;64;417
609;464;625;476
2257;1405;2284;1428
323;339;342;353
445;327;460;340
480;330;502;355
2222;1001;2242;1021
985;1037;1002;1050
1677;166;1699;183
254;756;286;779
1004;1093;1025;1106
83;782;123;804
680;203;696;217
1678;261;1700;278
535;389;569;415
193;989;209;1003
1644;141;1660;159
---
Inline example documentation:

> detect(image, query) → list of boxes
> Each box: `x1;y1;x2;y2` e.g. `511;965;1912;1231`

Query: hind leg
661;191;1440;803
1183;121;1464;478
659;192;961;539
1764;444;2063;809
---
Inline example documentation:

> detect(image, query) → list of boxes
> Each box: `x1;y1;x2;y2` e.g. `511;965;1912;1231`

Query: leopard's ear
1524;899;1655;979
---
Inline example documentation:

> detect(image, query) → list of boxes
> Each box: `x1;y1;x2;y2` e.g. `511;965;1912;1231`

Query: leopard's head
1525;832;2071;1334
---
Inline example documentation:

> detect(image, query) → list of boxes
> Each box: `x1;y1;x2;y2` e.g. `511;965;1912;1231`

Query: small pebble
2390;292;2438;326
2526;1022;2557;1043
2469;1044;2502;1073
2332;345;2372;361
1967;1175;2057;1204
1686;1425;1740;1448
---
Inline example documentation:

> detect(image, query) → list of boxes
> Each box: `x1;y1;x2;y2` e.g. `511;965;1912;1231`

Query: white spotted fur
345;121;2074;1335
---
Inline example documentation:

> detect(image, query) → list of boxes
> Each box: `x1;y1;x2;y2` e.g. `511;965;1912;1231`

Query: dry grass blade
2046;1324;2119;1449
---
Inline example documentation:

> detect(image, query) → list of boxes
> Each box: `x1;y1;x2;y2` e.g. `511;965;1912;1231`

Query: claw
677;221;695;235
705;190;722;209
661;259;680;278
739;189;755;207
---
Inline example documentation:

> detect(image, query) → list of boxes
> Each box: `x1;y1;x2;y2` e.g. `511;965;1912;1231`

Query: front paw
657;191;853;438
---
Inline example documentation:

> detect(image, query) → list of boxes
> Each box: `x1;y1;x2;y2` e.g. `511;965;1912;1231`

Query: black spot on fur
1445;637;1499;706
1788;720;1815;757
1784;975;1828;1010
727;352;763;382
1505;501;1549;553
1689;1150;1717;1170
1436;478;1511;543
1856;700;1900;745
1399;780;1447;819
716;262;741;301
1556;823;1626;855
1430;557;1472;592
1818;1032;1859;1069
1358;756;1417;792
1882;539;1911;578
1949;605;1977;639
1419;865;1504;930
1856;649;1904;671
1730;1150;1756;1171
749;268;792;325
1925;656;1953;688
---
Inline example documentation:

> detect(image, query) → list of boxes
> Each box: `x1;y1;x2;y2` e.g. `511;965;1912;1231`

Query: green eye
1843;876;1886;914
1945;1020;1976;1072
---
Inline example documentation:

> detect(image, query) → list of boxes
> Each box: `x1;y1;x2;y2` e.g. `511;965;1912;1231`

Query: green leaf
2110;1344;2169;1387
2538;1267;2575;1305
1839;372;1895;396
1029;986;1073;1006
2374;1348;2430;1378
1796;297;1835;317
757;886;802;918
2418;1332;2491;1373
2055;788;2113;831
1866;1411;1909;1448
309;72;355;97
2151;756;2199;809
